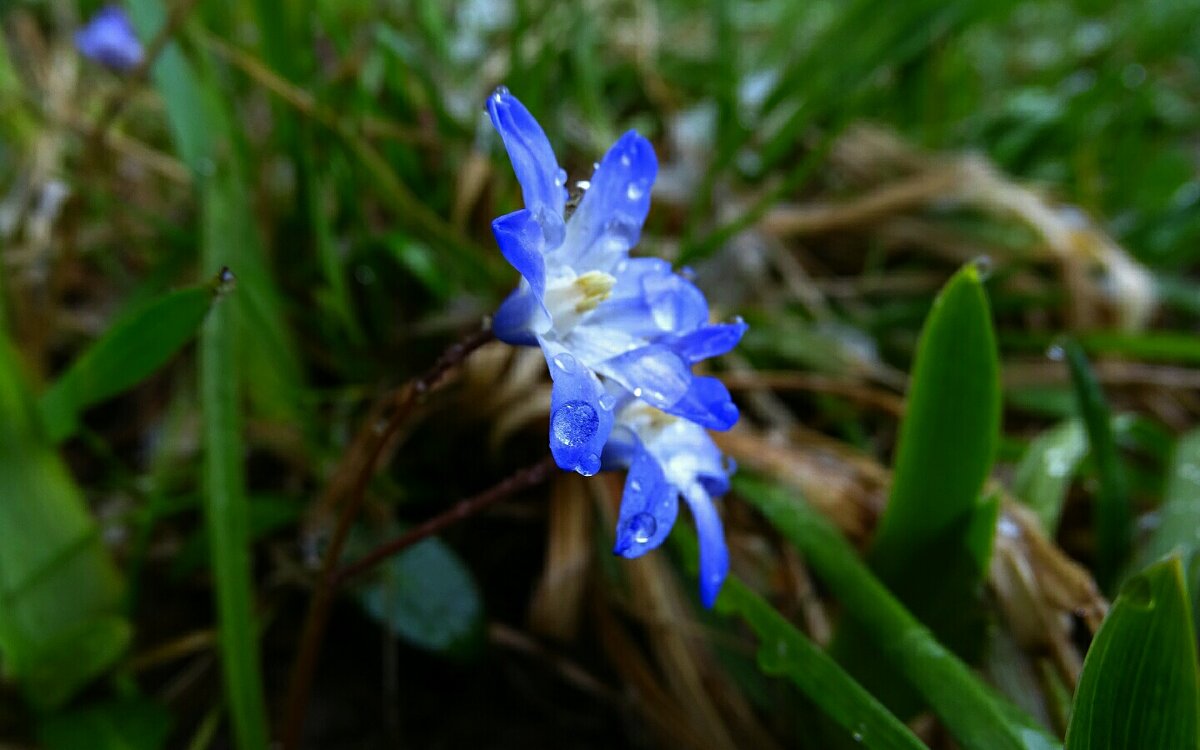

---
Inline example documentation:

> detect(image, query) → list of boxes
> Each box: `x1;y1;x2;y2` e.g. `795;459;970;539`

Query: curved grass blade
839;263;1002;712
40;277;223;443
1061;340;1131;591
0;333;130;709
1012;419;1088;534
670;529;926;750
1065;556;1199;750
739;476;1061;750
1137;427;1200;632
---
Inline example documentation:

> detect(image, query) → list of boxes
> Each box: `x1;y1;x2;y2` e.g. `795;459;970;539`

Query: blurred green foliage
0;0;1197;748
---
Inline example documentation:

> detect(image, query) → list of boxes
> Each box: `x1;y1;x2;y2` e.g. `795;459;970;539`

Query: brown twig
333;455;558;586
278;327;494;750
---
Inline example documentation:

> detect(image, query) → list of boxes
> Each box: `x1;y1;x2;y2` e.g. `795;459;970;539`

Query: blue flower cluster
75;6;144;72
487;88;745;607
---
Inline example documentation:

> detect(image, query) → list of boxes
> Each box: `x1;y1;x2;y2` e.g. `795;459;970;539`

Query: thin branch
277;327;494;750
333;455;558;586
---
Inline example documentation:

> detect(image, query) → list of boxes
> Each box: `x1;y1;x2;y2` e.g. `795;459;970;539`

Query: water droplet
971;255;994;279
551;400;599;447
729;314;745;325
491;85;510;102
630;480;643;493
215;266;237;294
852;726;865;743
598;392;618;411
620;153;632;168
552;353;576;373
592;161;600;171
626;182;645;201
1121;575;1155;610
615;260;629;274
575;179;591;191
554;168;568;187
1046;343;1065;361
628;513;657;544
632;387;644;398
575;452;601;476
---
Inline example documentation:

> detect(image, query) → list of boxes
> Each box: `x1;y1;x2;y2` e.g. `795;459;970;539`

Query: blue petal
682;484;729;608
662;376;739;431
487;88;566;245
492;209;547;297
641;271;709;334
652;420;730;493
671;321;748;363
562;131;658;271
492;285;542;346
600;344;691;410
542;342;614;476
75;6;144;71
613;447;678;558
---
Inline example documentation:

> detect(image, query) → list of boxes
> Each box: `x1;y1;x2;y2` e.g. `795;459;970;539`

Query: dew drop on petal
575;452;601;476
576;179;591;191
554;168;568;187
628;512;657;544
551;400;599;448
620;153;632;168
598;392;618;411
632;387;644;398
630;480;643;494
626;182;644;201
552;353;576;373
492;85;510;102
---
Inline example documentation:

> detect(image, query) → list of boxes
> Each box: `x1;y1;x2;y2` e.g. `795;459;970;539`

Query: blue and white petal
661;376;739;431
541;341;615;476
613;447;678;558
670;321;748;363
682;482;729;608
487;88;567;245
561;131;657;272
599;344;692;411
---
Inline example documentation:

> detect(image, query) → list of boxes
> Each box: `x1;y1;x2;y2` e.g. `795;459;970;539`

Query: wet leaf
1065;556;1199;750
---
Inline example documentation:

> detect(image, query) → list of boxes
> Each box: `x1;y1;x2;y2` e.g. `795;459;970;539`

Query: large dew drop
628;512;657;545
551;400;599;448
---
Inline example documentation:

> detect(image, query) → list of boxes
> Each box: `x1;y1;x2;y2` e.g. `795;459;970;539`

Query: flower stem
278;326;494;750
333;455;558;587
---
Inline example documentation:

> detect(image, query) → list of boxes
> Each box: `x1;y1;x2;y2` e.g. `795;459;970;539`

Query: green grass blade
837;263;1002;711
1061;340;1132;591
1065;556;1199;750
39;279;221;443
1137;427;1200;625
670;529;925;750
199;177;270;750
738;476;1061;750
1012;419;1089;534
0;333;130;709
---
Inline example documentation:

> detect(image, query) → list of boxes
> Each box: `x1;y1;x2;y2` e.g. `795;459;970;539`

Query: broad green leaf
1062;340;1131;591
0;333;130;709
739;477;1061;750
40;279;222;443
350;529;484;654
1138;428;1200;626
839;264;1002;712
38;695;172;750
671;528;925;749
1013;419;1088;534
1065;556;1199;750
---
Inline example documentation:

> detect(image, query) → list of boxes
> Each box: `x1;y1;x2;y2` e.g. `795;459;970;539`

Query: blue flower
75;6;144;72
487;88;745;606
